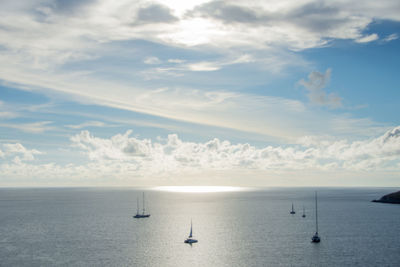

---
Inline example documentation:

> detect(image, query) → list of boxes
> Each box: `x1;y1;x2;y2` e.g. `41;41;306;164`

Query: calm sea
0;187;399;266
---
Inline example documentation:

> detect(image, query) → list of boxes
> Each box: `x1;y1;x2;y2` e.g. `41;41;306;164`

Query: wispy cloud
144;56;162;64
65;121;106;129
0;0;396;142
0;121;54;133
382;33;398;42
299;69;342;109
355;33;379;43
0;111;18;119
0;0;397;71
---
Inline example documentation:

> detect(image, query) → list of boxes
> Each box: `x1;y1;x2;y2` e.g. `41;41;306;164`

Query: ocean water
0;187;399;266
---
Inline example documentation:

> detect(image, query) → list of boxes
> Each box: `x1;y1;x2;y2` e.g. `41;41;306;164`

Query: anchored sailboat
184;220;198;244
290;203;296;214
133;192;150;218
311;191;320;243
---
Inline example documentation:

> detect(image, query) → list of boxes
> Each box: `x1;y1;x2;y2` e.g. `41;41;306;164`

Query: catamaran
311;191;321;243
184;220;198;244
290;203;296;214
133;192;150;218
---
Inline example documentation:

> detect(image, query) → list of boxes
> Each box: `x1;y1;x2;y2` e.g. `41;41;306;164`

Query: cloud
144;56;162;64
2;143;42;161
135;4;178;24
0;121;54;133
1;126;399;185
66;121;106;129
70;130;152;160
299;69;342;108
382;33;398;42
188;1;260;24
186;61;222;71
0;111;18;118
167;59;186;64
184;54;254;72
68;127;400;174
0;0;398;72
0;0;395;142
355;33;379;43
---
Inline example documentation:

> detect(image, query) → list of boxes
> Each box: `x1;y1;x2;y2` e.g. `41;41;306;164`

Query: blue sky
0;0;399;187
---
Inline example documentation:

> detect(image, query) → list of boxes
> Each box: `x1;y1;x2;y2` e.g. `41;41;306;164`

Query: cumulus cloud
299;69;342;108
2;143;42;161
1;127;400;183
68;127;400;174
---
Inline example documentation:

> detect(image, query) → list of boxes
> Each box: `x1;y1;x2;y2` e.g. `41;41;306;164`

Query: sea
0;187;399;266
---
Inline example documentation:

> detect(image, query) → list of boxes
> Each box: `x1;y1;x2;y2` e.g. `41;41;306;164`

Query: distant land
372;191;400;204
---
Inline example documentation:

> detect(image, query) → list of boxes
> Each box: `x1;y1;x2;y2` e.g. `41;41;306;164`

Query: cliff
372;191;400;204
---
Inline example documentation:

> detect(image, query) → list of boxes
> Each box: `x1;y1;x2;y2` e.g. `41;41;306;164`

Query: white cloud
1;127;400;185
0;121;54;133
382;33;398;42
0;111;18;118
355;33;379;43
2;143;42;161
168;58;186;63
68;127;400;174
299;69;342;108
0;0;396;142
187;61;221;71
0;0;398;71
144;56;162;64
66;121;106;129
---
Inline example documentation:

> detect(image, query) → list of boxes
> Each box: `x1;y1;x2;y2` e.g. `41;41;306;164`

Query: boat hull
311;233;320;243
184;238;198;244
133;214;151;218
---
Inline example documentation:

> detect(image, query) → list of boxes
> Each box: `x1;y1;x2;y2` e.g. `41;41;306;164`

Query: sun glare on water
154;186;244;193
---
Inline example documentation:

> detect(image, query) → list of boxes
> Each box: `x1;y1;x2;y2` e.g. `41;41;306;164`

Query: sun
153;186;244;193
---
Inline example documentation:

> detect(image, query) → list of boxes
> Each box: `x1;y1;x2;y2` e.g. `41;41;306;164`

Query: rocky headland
372;191;400;204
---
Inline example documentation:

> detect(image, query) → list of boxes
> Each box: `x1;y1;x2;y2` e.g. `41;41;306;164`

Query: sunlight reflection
153;186;245;193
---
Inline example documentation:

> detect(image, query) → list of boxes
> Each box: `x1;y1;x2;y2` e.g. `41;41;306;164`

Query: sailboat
302;206;306;218
311;191;321;243
290;203;296;214
184;220;198;244
133;192;150;218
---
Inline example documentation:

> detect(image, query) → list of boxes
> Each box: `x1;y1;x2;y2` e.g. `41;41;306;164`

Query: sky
0;0;399;187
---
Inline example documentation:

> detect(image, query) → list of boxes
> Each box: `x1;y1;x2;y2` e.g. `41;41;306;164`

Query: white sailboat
184;220;198;244
311;191;321;243
133;192;150;218
290;203;296;214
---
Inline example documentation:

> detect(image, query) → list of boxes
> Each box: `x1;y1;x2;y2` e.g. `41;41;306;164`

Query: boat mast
137;197;139;214
315;191;318;233
189;220;193;238
142;192;146;215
